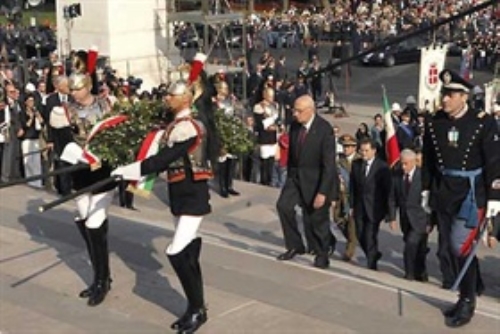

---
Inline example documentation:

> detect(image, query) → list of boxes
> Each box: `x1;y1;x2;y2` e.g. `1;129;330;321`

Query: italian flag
127;129;165;197
382;86;400;168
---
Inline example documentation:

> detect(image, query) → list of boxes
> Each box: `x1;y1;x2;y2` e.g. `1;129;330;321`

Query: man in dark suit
350;138;392;270
45;75;73;195
276;95;336;269
388;149;430;281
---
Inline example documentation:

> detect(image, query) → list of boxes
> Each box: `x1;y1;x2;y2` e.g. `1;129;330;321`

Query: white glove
421;190;431;214
60;142;87;165
111;161;142;181
486;200;500;218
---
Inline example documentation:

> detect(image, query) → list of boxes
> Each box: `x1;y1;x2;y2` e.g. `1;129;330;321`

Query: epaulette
166;119;198;147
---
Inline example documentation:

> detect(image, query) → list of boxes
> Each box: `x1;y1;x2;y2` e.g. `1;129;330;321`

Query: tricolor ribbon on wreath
60;115;128;168
126;129;166;197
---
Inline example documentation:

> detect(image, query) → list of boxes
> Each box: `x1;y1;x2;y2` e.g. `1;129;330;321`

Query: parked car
361;37;428;67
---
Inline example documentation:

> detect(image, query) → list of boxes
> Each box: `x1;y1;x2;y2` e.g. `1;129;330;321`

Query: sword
38;176;119;213
0;163;88;190
450;213;492;292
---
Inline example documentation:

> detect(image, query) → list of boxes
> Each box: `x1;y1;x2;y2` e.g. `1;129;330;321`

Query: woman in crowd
20;94;44;188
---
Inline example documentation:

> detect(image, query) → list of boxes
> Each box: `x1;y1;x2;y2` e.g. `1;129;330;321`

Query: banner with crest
418;45;448;112
484;80;499;114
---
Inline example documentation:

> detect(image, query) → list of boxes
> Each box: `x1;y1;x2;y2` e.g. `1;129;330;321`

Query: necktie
361;161;368;179
296;126;307;159
404;173;411;194
298;126;307;146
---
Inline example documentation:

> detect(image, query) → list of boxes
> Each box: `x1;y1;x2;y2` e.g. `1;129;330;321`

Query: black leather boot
226;159;240;196
169;238;207;333
445;256;478;327
87;220;112;307
446;298;475;328
74;219;96;298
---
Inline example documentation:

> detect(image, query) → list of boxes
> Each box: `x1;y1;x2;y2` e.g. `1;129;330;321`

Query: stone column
56;0;181;90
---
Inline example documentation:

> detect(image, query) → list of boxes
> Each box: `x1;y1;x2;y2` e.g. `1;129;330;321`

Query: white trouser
166;215;203;255
22;139;42;188
75;191;114;229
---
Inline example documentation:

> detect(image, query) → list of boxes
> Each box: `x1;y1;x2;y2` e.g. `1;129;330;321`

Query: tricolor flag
127;129;165;197
382;86;400;168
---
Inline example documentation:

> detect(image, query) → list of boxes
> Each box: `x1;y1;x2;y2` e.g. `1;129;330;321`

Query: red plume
87;46;99;74
188;53;207;85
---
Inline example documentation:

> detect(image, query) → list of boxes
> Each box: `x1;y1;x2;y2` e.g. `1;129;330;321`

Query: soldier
50;48;115;306
213;80;240;198
112;54;212;333
421;69;500;328
333;134;360;261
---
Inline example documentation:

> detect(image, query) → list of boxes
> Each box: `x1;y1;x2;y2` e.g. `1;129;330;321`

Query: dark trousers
54;159;73;196
436;211;459;287
118;181;134;208
355;213;381;269
277;178;331;255
260;157;274;186
218;158;237;196
403;229;428;278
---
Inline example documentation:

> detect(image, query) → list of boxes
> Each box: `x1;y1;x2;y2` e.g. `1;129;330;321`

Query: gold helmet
69;46;99;93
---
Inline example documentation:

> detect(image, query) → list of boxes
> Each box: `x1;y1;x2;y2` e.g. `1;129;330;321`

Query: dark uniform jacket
422;108;500;217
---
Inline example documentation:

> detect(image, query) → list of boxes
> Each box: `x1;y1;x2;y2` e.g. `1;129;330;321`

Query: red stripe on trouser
459;208;485;256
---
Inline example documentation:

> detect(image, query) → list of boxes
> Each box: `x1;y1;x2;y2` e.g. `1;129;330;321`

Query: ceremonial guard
421;69;500;327
253;87;280;186
49;48;115;306
214;80;240;197
112;54;211;333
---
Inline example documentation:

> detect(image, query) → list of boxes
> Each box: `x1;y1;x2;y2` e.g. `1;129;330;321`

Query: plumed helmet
69;46;99;94
167;53;208;96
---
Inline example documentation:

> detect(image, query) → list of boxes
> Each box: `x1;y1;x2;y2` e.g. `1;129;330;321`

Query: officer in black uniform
421;69;500;328
112;54;212;334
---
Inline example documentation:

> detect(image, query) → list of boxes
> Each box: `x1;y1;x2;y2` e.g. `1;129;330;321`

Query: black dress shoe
228;188;240;196
313;255;329;269
404;274;415;281
446;298;475;328
416;273;429;282
277;249;305;261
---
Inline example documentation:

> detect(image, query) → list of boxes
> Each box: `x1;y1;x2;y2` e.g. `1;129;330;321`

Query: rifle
38;176;119;213
0;163;88;190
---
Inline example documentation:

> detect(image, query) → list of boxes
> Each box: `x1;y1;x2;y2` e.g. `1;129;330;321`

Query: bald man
276;95;337;269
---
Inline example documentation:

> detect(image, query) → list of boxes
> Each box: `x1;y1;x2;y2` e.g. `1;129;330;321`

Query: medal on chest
447;126;459;147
